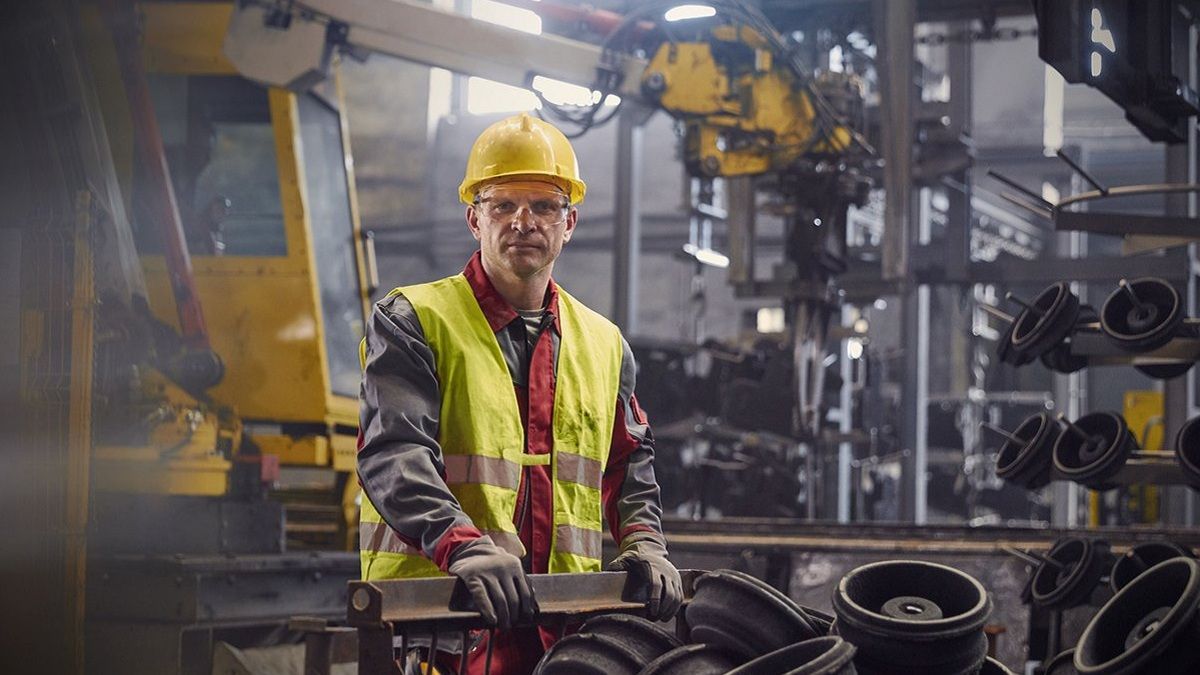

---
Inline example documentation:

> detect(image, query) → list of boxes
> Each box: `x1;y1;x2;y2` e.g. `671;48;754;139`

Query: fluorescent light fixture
1091;50;1102;78
531;75;620;107
665;4;716;22
471;0;542;35
682;243;730;268
757;307;785;333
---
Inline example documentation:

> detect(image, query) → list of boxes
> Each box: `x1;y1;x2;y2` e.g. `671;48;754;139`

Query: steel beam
760;0;1033;25
963;253;1190;283
87;553;356;623
1055;210;1200;238
612;103;651;332
660;516;1200;549
317;0;645;95
878;0;916;283
347;570;701;629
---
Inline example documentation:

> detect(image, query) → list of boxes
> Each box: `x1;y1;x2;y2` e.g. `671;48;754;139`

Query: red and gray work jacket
357;252;666;581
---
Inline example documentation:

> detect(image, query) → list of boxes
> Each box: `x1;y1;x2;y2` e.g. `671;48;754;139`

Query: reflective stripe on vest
358;275;622;579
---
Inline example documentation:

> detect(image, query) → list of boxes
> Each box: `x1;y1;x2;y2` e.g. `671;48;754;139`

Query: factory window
459;0;618;116
466;76;621;115
470;0;541;34
137;75;286;257
467;76;541;115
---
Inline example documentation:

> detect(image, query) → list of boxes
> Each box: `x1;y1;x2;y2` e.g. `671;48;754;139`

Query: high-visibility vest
358;274;623;580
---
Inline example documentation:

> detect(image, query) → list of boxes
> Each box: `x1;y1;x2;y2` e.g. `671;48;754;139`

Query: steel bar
1119;279;1145;308
1113;452;1194;487
659;517;1200;549
988;170;1055;208
1054;210;1200;237
1056;149;1108;195
979;304;1015;323
1056;182;1200;209
980;422;1022;445
347;571;700;628
1056;413;1097;445
998;191;1054;219
1062;329;1200;364
965;254;1190;283
1006;292;1044;317
1001;546;1045;567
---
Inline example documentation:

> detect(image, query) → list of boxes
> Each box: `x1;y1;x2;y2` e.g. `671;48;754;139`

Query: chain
916;26;1037;45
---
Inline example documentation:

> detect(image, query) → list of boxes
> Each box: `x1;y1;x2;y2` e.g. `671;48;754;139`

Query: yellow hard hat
459;113;587;205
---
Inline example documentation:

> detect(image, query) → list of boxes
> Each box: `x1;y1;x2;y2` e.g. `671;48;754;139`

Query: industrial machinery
8;1;370;672
83;1;372;549
10;1;377;672
222;0;876;445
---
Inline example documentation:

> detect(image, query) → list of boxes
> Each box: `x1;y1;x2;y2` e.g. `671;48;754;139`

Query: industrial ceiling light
682;243;730;268
664;4;717;22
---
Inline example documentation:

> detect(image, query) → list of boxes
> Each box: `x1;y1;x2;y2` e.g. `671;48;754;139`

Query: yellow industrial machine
84;1;371;545
223;0;874;440
640;26;858;177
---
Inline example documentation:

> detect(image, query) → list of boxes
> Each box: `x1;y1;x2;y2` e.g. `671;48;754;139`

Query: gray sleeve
609;336;667;548
358;294;478;559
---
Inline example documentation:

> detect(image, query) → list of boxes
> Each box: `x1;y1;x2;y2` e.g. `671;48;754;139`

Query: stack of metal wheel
535;561;1015;675
1024;537;1200;674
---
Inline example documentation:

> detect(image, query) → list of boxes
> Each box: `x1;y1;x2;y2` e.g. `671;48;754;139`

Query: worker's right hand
447;536;538;629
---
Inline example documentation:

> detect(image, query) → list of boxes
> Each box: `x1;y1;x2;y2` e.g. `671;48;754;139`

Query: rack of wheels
982;276;1200;673
1003;536;1200;674
984;277;1200;492
341;564;1019;675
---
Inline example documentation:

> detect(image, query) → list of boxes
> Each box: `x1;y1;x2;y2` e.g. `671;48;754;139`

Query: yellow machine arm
223;0;868;181
640;25;859;177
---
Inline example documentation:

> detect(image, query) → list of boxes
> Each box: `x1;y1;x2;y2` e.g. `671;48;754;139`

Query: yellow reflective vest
358;274;624;579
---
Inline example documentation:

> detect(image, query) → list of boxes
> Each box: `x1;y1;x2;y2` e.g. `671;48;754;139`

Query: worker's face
466;181;577;280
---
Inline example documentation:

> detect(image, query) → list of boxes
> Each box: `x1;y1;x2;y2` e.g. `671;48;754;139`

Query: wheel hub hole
881;596;943;621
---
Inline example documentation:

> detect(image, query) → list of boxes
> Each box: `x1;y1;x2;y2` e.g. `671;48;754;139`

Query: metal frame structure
864;0;1200;527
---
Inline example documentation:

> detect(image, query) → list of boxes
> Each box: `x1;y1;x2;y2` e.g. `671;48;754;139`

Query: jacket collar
462;251;561;334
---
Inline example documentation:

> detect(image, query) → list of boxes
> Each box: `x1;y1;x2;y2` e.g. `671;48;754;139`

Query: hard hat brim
460;170;586;205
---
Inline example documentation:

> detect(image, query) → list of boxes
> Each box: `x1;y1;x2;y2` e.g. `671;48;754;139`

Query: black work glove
447;536;538;628
606;537;683;621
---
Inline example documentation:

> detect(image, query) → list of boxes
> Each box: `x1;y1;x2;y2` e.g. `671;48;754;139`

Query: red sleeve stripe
433;525;485;572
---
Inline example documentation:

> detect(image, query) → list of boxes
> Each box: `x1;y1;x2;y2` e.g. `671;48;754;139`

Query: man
357;113;682;674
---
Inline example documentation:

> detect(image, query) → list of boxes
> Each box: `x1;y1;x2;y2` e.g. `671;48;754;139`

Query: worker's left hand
606;538;683;621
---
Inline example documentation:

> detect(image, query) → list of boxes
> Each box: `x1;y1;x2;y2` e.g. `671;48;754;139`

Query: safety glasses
475;190;570;225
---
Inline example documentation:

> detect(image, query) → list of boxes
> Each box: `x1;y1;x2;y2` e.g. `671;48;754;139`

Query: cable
534;0;874;155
